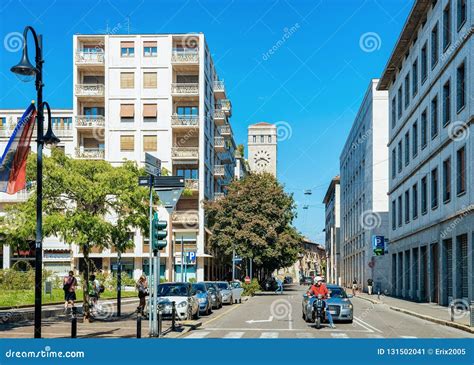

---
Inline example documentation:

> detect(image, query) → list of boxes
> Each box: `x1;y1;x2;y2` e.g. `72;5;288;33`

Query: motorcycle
312;294;325;329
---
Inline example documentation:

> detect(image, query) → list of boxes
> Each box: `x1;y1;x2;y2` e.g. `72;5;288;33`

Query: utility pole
232;248;236;281
148;175;154;335
181;236;184;282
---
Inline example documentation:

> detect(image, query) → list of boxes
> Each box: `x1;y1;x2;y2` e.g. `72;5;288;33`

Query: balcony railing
75;148;105;159
171;147;199;159
213;80;225;93
171;114;199;128
214;165;225;177
172;210;199;226
171;83;199;95
53;127;74;137
75;115;105;128
185;179;199;190
214;136;225;150
218;99;231;114
75;51;104;65
171;49;199;64
213;109;226;122
218;125;231;136
75;84;105;97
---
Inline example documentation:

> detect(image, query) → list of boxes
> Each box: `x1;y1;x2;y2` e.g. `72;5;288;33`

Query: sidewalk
350;289;473;334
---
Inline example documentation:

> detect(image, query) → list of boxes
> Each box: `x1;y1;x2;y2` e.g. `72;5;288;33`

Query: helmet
314;276;323;283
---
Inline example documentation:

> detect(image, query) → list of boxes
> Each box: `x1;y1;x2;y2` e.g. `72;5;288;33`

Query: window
412;183;418;219
143;135;157;151
412;59;418;96
443;3;451;51
431;168;438;209
392;200;396;230
120;41;134;57
398;195;402;227
442;80;451;126
391;149;397;178
412;121;418;157
252;135;256;143
421;110;427;149
431;95;438;138
120;104;134;123
405;190;410;224
397;86;403;119
143;104;157;123
391;97;396;128
404;132;410;166
84;107;104;116
456;146;466;194
143;41;157;57
431;23;439;68
443;157;451;202
143;72;157;88
120;135;134;151
268;135;272;143
421;42;428;83
176;168;198;179
397;140;402;173
177;106;198;116
404;74;410;108
421;176;428;214
260;135;264;143
456;62;465;112
457;0;466;30
120;72;134;89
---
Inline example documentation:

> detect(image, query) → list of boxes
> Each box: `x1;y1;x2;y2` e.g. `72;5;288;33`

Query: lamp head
10;47;37;82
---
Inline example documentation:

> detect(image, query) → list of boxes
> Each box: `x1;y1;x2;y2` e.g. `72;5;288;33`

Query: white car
230;281;244;303
151;282;200;320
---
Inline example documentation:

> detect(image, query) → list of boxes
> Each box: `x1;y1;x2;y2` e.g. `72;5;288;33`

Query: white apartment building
323;175;341;286
340;79;390;293
378;0;473;306
0;33;239;282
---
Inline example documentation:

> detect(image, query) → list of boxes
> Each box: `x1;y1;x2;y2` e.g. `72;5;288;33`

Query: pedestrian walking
88;274;100;309
367;278;374;295
63;270;77;314
352;278;358;296
136;275;148;315
275;277;283;294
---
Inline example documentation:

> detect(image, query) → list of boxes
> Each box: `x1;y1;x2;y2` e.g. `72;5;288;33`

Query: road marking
200;304;241;327
331;333;349;338
246;316;273;324
223;331;245;339
260;332;279;338
185;331;210;339
204;327;372;333
400;335;417;338
353;317;383;333
296;332;313;338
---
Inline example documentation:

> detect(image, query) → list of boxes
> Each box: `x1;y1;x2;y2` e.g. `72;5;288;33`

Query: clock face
254;150;271;170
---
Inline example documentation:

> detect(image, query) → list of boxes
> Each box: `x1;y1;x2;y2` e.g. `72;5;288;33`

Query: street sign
187;251;196;264
138;176;151;186
145;153;161;177
372;235;385;256
233;255;243;263
153;176;185;189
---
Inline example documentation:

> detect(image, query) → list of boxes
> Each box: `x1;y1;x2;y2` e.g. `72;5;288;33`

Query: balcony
75;148;105;159
185;179;199;191
219;150;234;164
217;99;231;116
214;136;226;152
171;49;199;65
214;165;225;178
75;115;105;129
75;84;105;98
53;127;74;138
172;210;199;227
213;109;226;126
171;147;199;160
218;125;231;136
171;114;199;129
171;83;199;97
213;80;226;98
75;51;104;67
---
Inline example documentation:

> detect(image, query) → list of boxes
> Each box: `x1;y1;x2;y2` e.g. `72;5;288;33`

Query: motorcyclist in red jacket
307;276;335;328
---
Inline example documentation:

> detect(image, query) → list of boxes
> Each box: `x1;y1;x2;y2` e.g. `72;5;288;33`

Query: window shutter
143;72;157;88
120;104;135;117
120;135;135;151
143;135;157;151
121;41;134;48
120;72;134;88
143;41;157;47
143;104;157;117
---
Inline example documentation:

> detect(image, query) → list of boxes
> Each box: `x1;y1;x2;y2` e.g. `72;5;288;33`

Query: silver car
302;285;353;323
204;282;223;309
215;281;234;305
153;282;200;320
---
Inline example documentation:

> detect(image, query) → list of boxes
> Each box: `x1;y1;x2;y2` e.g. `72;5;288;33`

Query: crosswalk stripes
223;332;245;339
330;332;349;338
185;331;211;339
296;332;314;338
259;332;279;338
400;336;417;338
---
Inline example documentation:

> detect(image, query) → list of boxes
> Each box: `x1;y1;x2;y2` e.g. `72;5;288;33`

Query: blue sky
0;0;413;243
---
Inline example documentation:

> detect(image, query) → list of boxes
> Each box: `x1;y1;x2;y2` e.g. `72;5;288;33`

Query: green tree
204;173;303;277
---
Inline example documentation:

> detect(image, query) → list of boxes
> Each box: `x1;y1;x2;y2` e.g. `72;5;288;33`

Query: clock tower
248;122;277;176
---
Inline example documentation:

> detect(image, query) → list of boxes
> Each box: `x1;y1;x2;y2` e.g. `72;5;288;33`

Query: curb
389;306;474;334
354;295;382;305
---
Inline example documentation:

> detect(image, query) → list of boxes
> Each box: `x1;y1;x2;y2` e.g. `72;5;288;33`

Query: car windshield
231;282;241;289
204;283;216;291
157;284;188;297
216;282;230;290
192;283;207;293
328;287;348;298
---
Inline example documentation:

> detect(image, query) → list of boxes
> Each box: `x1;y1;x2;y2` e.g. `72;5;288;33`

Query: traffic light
151;213;167;251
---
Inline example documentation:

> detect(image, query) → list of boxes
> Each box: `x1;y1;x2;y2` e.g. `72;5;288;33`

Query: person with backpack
88;274;101;308
63;271;77;313
136;275;148;316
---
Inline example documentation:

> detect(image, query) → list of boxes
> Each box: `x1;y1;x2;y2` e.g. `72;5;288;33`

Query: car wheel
207;304;212;315
229;297;233;305
193;307;199;320
302;311;306;321
187;307;193;321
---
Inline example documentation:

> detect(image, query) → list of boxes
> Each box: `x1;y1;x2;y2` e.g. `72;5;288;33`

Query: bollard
157;309;162;338
450;303;455;322
377;289;380;300
171;301;176;331
137;314;142;338
470;301;474;328
71;307;77;338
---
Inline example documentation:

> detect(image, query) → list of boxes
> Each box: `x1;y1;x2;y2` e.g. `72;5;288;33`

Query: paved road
182;284;473;339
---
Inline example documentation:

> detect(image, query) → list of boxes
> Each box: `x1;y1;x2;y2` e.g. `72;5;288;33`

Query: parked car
302;284;353;323
154;282;200;320
300;276;313;285
215;281;234;305
230;281;244;303
204;281;223;309
192;282;212;315
262;277;278;291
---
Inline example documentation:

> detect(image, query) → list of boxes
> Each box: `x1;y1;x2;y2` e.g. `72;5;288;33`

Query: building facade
323;175;341;285
378;0;473;306
1;33;239;282
340;79;390;293
248;122;277;176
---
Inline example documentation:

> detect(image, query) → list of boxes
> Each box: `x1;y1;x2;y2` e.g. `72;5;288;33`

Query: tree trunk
83;244;91;323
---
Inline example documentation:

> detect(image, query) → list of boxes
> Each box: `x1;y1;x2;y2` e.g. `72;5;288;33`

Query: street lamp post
10;26;59;338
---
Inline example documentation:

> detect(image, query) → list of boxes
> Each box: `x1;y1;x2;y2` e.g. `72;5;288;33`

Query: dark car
284;276;293;284
262;278;278;291
300;276;313;285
